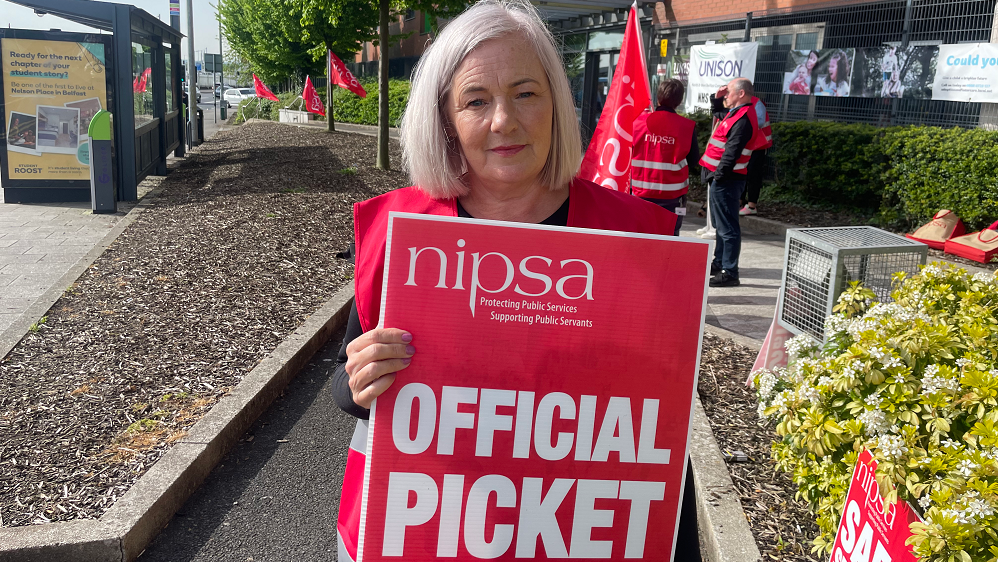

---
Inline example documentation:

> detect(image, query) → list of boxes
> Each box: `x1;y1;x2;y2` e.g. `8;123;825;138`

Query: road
137;328;354;562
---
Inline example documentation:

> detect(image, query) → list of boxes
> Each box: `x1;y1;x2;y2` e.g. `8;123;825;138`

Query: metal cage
777;226;928;341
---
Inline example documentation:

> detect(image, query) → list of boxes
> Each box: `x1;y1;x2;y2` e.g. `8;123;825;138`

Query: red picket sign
351;213;711;562
329;51;367;98
830;450;922;562
302;75;325;116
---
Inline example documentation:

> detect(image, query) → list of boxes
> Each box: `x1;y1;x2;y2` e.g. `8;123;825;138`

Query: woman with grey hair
333;1;695;559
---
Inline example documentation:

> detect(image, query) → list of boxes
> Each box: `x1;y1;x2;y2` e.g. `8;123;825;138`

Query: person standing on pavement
740;95;773;216
630;79;699;236
700;77;758;288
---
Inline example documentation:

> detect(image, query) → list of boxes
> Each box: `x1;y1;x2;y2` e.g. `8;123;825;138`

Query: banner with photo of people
782;48;856;97
782;42;998;103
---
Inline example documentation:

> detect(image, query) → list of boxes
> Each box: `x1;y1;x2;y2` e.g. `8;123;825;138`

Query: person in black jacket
706;78;754;287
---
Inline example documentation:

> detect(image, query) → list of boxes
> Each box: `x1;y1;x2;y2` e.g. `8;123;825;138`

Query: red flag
577;5;651;192
328;51;367;98
253;73;279;101
302;75;325;116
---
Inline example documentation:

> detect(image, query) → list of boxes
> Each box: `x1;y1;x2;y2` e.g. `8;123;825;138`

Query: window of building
588;30;624;51
405;9;415;21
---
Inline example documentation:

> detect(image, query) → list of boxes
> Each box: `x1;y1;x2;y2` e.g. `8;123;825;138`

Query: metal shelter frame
3;0;185;202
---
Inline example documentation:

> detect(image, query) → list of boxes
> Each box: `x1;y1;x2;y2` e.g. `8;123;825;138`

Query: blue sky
4;0;226;61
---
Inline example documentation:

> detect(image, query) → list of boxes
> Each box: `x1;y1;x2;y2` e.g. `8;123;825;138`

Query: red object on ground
253;74;279;101
577;5;650;192
830;449;921;562
943;220;998;263
302;76;325;116
748;302;793;385
339;212;710;562
329;51;367;98
906;209;966;250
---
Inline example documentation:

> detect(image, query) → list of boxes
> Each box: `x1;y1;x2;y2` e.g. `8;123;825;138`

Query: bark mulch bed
0;121;409;527
697;332;821;562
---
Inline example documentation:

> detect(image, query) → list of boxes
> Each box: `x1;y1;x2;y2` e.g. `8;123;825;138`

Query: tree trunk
376;0;390;170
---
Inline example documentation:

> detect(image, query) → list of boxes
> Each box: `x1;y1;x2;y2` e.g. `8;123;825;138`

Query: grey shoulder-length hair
399;0;582;199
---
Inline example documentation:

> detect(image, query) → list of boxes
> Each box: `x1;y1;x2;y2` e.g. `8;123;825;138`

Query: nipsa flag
253;74;279;101
302;75;325;116
577;4;651;192
329;51;367;98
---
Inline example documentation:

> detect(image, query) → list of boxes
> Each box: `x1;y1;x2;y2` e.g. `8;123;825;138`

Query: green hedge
770;122;891;209
879;127;998;230
768;122;998;230
234;80;410;127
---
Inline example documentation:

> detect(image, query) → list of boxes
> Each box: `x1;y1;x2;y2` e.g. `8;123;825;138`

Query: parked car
223;88;256;108
214;84;233;98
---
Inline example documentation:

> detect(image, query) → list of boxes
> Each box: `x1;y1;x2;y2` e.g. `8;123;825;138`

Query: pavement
0;96;229;344
0;191;140;334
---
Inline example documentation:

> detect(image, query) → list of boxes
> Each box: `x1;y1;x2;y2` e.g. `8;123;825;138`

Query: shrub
880;127;998;231
754;265;998;562
331;79;409;127
768;121;891;209
233;81;411;128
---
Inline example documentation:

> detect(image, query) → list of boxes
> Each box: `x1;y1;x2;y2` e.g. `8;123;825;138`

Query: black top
708;95;753;182
331;196;571;419
657;106;701;176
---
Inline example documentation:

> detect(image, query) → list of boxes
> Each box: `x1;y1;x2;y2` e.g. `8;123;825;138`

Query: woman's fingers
346;328;412;356
345;327;415;409
353;373;397;409
349;356;412;395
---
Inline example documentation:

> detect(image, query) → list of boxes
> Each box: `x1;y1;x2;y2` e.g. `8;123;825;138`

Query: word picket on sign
350;214;712;562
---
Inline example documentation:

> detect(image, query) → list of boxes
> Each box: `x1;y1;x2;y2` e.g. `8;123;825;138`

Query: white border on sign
354;211;714;562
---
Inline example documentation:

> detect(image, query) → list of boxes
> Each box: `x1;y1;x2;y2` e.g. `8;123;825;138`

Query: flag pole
633;1;652;111
334;49;336;133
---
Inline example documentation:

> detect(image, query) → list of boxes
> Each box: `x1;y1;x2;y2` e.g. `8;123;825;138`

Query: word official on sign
355;213;712;561
830;450;921;562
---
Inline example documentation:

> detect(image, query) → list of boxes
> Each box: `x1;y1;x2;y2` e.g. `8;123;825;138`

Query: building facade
347;0;998;134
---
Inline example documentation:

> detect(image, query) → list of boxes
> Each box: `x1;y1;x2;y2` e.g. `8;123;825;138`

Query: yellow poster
3;38;108;182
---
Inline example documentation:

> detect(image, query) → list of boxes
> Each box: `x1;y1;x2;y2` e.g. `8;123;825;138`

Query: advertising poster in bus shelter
829;449;922;562
2;36;108;183
355;213;711;561
685;42;758;113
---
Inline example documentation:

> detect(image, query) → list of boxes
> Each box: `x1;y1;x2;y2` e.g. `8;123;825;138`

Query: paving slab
0;189;143;336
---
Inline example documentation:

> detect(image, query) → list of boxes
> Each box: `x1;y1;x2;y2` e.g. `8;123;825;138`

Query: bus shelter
1;0;184;203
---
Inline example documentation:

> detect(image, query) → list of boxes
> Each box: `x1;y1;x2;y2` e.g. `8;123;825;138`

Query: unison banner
355;214;711;561
932;43;998;102
685;43;758;113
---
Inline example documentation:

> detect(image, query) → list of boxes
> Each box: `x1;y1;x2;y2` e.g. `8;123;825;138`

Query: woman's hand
345;328;414;409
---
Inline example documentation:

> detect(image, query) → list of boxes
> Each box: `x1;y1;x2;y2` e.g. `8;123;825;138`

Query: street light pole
186;0;199;144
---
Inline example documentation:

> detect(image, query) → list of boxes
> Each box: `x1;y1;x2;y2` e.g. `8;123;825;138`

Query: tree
220;0;322;85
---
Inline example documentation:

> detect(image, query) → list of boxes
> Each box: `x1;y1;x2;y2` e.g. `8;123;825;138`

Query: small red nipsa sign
830;450;922;562
355;213;712;561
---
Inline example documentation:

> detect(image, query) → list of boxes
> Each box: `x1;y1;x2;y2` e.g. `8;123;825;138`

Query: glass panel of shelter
132;42;155;128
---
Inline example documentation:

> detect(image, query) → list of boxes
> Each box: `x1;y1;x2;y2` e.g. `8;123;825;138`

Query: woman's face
806;52;818;70
446;35;553;195
828;57;839;81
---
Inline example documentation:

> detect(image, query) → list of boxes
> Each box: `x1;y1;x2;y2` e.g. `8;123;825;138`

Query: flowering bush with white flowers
754;264;998;562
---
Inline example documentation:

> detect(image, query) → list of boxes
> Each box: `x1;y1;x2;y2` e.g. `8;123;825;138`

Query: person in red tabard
630;78;700;235
331;2;698;562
